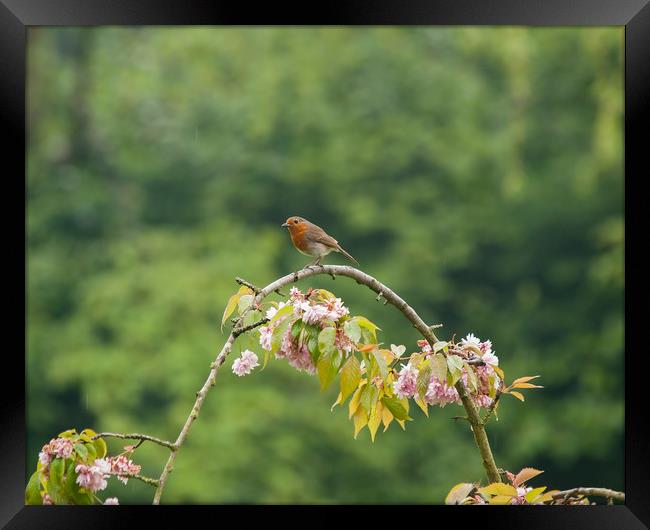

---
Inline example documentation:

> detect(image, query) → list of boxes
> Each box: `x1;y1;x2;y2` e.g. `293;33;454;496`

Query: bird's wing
311;231;340;249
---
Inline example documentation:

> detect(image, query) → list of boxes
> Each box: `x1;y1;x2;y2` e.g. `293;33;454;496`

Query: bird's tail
337;246;359;266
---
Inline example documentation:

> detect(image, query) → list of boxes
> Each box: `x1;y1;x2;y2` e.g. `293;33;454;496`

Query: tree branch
553;487;625;503
152;264;502;504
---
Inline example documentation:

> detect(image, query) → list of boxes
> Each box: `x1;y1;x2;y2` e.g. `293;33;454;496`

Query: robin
282;216;359;267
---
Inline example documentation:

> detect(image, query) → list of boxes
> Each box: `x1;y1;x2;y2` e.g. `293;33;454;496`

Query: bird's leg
303;256;321;269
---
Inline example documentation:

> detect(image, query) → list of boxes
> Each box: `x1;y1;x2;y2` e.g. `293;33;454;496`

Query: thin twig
233;317;269;338
122;474;160;487
93;432;176;451
235;277;261;294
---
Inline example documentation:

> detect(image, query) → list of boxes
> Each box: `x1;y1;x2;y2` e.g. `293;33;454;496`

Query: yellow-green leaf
353;406;368;438
381;396;409;421
525;486;547;503
368;402;383;442
381;406;394;432
479;482;518;497
445;483;475;505
331;392;343;411
221;286;252;330
489;495;514;505
348;380;366;419
414;395;429;417
340;355;362;402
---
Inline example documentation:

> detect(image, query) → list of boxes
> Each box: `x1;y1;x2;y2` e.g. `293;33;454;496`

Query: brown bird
282;216;359;267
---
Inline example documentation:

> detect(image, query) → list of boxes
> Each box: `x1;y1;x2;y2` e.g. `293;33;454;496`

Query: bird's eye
293;219;299;224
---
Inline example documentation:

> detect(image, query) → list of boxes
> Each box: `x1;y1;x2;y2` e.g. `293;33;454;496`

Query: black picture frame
4;1;648;527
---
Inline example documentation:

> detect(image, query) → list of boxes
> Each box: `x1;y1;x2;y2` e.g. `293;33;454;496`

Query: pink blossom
393;363;419;399
278;332;316;374
324;298;349;321
104;497;119;505
472;393;493;408
39;451;52;467
40;437;74;463
265;301;287;320
461;333;481;348
75;458;110;492
302;304;330;325
289;287;305;302
43;494;53;505
424;377;460;407
50;438;74;459
482;351;499;367
479;339;493;355
292;300;311;316
232;350;260;376
259;325;273;351
417;339;432;354
107;455;142;485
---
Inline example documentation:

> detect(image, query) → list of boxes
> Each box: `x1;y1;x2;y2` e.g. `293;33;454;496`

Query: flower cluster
392;333;501;410
232;349;260;376
29;429;144;505
107;454;142;485
254;288;352;375
39;437;74;467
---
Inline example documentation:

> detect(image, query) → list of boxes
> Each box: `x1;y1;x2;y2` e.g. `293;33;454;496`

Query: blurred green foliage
27;27;623;503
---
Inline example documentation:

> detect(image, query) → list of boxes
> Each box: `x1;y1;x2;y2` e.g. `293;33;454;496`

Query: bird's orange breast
288;224;311;252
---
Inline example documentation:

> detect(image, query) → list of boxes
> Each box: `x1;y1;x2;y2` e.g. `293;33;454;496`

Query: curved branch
152;265;501;504
553;487;625;503
93;432;176;451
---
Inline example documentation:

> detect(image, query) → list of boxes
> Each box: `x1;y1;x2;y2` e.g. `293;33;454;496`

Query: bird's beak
281;222;289;227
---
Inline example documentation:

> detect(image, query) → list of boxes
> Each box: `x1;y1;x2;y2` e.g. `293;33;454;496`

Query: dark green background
27;27;624;503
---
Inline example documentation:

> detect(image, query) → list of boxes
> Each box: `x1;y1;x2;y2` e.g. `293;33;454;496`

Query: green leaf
317;351;342;391
271;303;294;322
446;355;463;386
237;294;254;315
308;335;319;362
58;429;77;439
25;471;42;505
354;316;380;342
73;443;88;461
430;353;447;382
92;437;107;460
318;327;337;356
343;319;361;343
340;355;361;401
380;396;410;421
47;458;68;505
360;381;374;411
291;319;303;339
